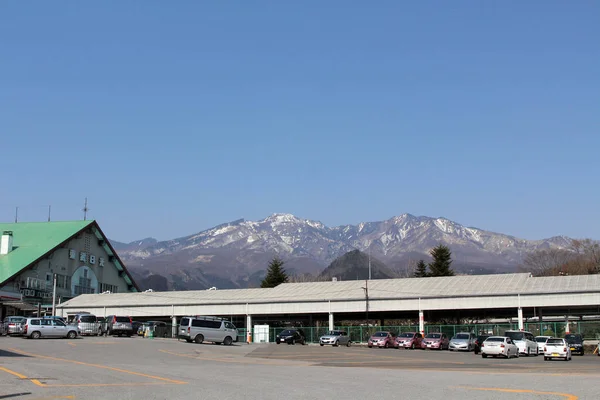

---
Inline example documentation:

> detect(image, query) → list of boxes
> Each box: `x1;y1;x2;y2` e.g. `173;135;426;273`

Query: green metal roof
0;220;94;285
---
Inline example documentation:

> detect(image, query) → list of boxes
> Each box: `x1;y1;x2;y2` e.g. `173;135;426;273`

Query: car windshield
565;334;582;344
455;334;470;340
373;332;388;337
547;339;564;345
505;332;524;341
399;333;414;338
426;334;441;339
280;330;295;336
535;337;549;343
485;337;504;342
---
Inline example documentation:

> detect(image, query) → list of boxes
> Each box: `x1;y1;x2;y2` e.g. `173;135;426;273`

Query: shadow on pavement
0;393;32;399
0;349;31;357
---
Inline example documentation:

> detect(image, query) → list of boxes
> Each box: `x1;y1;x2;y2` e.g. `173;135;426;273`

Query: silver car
319;330;351;347
3;316;26;336
23;318;79;339
449;332;476;351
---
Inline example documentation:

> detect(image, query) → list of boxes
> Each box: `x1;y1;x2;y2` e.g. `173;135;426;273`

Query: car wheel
320;343;324;346
291;339;295;345
195;334;204;344
544;357;548;361
368;345;372;348
334;341;339;347
482;354;487;358
67;331;77;339
224;336;233;346
347;341;351;347
411;343;415;350
31;331;41;339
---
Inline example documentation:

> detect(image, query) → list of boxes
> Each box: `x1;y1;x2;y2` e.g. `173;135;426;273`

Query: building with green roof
0;220;139;318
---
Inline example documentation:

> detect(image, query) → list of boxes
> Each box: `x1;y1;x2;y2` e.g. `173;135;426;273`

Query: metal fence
235;321;600;344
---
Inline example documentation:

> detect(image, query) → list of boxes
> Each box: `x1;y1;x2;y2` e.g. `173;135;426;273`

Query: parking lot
1;335;598;400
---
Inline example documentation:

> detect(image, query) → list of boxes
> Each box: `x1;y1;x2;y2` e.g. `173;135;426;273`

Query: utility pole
14;206;18;223
48;205;51;222
51;273;57;317
368;247;372;280
362;280;369;326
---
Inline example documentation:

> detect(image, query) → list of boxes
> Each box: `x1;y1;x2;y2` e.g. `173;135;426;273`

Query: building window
100;283;118;293
74;269;95;295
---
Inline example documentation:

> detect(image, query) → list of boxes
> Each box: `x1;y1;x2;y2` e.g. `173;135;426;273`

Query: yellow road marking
454;386;578;400
0;366;45;387
7;348;187;386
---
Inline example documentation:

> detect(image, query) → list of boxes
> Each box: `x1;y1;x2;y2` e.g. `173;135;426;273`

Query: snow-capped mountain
119;213;572;290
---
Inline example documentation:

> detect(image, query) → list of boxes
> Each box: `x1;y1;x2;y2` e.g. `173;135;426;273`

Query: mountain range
111;213;572;291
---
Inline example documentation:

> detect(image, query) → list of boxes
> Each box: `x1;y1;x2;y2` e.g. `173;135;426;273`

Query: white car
480;336;519;359
505;330;538;356
535;335;552;354
544;338;572;361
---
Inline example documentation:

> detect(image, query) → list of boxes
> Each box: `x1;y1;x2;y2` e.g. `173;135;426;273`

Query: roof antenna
48;205;52;222
14;206;18;223
82;198;89;221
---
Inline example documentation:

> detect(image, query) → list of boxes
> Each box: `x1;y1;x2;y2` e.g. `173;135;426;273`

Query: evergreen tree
260;257;289;288
413;260;429;277
428;245;455;276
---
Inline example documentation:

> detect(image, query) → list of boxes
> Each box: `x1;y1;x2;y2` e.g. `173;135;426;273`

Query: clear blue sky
1;1;598;242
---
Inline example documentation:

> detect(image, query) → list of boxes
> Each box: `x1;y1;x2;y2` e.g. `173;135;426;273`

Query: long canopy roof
58;273;600;308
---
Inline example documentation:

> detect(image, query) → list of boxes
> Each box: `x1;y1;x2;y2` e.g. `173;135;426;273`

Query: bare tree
521;248;575;276
521;238;600;276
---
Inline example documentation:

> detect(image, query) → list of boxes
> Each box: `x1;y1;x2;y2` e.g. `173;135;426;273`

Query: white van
178;316;238;346
504;330;538;356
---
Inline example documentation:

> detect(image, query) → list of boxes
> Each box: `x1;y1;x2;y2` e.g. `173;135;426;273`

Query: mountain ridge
114;213;574;291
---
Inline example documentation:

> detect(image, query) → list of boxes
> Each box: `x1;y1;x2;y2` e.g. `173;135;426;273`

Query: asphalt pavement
1;335;598;400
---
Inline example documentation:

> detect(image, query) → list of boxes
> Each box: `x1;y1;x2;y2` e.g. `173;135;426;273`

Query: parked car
100;315;134;337
480;336;519;358
71;313;99;336
474;335;490;354
535;336;552;354
367;331;395;348
3;316;26;336
276;328;306;345
544;338;572;361
319;330;351;347
178;316;238;345
564;333;584;355
505;330;538;356
23;317;79;339
420;333;449;350
138;321;170;337
449;332;476;351
396;332;423;349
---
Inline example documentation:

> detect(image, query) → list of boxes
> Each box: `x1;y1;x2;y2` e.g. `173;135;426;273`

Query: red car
396;332;423;349
420;333;449;350
367;331;396;348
